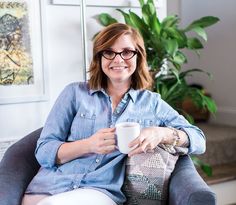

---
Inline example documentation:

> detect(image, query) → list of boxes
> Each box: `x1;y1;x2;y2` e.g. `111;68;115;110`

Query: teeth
111;66;126;70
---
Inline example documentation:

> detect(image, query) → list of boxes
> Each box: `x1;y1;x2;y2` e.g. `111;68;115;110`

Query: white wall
168;0;236;126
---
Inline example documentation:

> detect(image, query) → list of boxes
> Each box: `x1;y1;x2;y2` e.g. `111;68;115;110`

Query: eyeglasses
101;49;137;60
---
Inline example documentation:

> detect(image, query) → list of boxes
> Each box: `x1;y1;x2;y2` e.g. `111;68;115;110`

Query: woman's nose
113;53;124;63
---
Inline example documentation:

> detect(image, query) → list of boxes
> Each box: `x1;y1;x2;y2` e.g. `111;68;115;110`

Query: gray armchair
0;128;216;205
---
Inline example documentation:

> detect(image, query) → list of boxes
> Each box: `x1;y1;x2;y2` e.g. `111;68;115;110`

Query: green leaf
142;1;157;26
147;1;156;16
142;4;151;25
164;39;178;56
139;0;144;7
147;0;155;8
179;109;195;124
116;9;134;27
164;27;187;48
187;38;204;49
98;13;117;26
192;26;208;41
161;15;179;29
185;16;220;31
159;83;169;99
191;156;202;166
180;68;212;79
201;164;213;177
150;14;161;36
164;81;180;100
129;10;149;37
202;95;217;113
191;156;212;176
170;67;181;81
173;51;187;64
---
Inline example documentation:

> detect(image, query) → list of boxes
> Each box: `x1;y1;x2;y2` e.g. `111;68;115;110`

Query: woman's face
101;34;137;86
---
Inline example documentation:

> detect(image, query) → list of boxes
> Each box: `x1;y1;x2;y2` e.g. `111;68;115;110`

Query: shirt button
73;185;78;189
80;113;85;117
95;159;99;163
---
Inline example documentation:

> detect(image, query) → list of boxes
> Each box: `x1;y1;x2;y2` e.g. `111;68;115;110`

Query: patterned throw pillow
123;146;179;205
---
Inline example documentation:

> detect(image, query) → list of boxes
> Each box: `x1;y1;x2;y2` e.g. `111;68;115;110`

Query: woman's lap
22;188;117;205
21;194;49;205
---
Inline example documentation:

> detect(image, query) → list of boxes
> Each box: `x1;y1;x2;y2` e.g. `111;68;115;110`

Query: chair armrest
168;155;216;205
0;128;42;205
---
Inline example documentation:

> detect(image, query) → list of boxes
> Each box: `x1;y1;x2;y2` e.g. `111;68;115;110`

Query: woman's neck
106;82;131;111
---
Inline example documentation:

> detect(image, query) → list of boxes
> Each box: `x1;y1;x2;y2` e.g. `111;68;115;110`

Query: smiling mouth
110;66;127;71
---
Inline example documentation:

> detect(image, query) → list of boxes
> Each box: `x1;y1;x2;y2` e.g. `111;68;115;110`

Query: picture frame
0;0;48;104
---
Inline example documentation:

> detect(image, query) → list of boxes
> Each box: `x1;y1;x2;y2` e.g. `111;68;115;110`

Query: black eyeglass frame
100;49;138;60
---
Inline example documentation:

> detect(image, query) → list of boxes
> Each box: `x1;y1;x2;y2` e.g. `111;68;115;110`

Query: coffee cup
115;122;140;154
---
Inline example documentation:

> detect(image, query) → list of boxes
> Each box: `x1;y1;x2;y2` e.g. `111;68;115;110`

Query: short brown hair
88;23;153;90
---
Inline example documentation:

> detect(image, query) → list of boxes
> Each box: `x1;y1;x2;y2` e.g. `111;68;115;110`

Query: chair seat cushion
123;146;178;205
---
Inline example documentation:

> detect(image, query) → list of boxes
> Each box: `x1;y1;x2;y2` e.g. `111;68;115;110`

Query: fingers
128;134;145;148
102;132;116;140
128;127;163;157
103;138;116;146
128;137;156;157
128;135;146;157
96;128;116;154
102;145;116;154
98;127;115;133
128;142;147;157
98;128;116;141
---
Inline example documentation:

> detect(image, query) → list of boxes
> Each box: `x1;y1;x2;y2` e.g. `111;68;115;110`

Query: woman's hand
128;127;166;157
87;127;116;155
56;127;116;165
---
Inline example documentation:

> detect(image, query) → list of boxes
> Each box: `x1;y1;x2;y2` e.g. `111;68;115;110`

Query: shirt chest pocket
127;118;155;128
70;111;96;140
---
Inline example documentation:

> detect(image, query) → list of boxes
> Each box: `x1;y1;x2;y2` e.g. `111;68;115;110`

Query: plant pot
182;98;210;122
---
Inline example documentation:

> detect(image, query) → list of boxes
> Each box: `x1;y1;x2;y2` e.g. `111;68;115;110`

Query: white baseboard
210;106;236;126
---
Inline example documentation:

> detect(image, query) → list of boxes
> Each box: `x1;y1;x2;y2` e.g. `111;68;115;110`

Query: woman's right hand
57;127;116;165
87;127;116;154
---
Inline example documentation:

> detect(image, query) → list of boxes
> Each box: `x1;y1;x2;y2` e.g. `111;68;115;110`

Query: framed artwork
0;0;48;104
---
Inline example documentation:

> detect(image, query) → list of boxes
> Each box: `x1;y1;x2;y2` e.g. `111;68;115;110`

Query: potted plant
96;0;220;176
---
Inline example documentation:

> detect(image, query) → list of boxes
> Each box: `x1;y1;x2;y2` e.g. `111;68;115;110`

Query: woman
22;23;205;205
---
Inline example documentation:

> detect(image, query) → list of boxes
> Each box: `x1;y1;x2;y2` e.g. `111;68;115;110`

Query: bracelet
169;127;180;147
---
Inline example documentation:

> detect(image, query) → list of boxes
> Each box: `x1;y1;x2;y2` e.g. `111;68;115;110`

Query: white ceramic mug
115;122;140;154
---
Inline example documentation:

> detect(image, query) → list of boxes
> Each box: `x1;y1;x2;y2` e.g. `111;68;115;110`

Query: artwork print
0;1;34;86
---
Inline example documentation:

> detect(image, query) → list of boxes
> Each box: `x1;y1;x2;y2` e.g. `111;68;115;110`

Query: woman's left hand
128;127;166;157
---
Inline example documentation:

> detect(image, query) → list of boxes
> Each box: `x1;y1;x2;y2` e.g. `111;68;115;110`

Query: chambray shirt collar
89;88;107;96
89;87;137;103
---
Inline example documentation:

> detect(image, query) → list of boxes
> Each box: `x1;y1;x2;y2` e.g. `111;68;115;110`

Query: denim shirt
26;82;206;204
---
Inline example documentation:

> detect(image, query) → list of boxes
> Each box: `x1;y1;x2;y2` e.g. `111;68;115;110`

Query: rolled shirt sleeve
154;94;206;155
35;84;77;168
